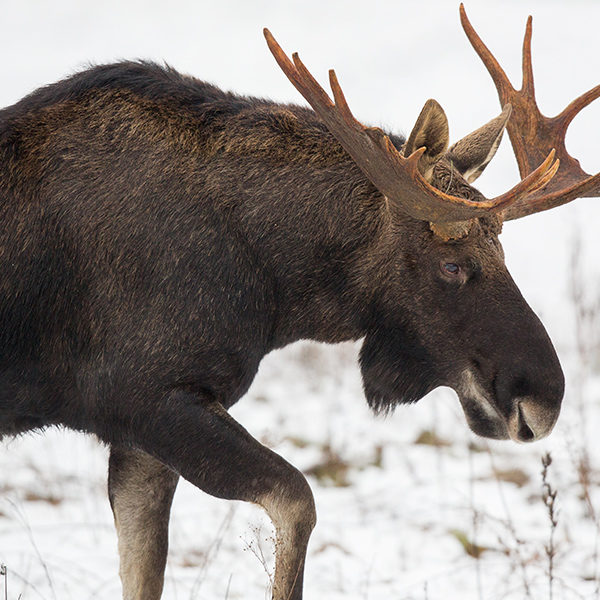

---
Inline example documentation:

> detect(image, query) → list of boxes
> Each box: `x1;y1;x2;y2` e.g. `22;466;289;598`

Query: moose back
1;6;599;600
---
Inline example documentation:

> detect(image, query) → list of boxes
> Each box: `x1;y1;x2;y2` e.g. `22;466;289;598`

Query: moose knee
260;469;317;542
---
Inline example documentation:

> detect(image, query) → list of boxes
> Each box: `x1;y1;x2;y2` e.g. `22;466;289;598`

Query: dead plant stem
541;453;558;600
1;564;6;600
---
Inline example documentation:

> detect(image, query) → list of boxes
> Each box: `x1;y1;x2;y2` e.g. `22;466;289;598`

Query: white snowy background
1;0;600;599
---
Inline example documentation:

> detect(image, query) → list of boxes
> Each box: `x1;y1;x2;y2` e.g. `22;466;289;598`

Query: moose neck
224;151;391;349
191;97;409;350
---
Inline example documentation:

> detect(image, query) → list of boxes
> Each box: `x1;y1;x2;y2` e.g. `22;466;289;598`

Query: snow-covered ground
1;1;600;599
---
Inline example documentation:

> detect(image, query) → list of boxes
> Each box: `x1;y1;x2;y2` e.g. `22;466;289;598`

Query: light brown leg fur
259;482;316;600
108;447;179;600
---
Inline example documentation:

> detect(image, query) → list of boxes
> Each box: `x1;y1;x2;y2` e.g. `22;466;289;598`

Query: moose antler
460;4;600;220
264;28;558;229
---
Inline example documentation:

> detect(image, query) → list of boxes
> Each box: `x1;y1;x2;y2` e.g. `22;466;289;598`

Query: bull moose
1;5;599;599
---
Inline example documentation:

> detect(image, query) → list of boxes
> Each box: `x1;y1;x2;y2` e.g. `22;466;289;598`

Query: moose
1;5;599;599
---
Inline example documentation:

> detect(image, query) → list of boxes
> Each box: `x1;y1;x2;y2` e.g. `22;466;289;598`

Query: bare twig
486;449;533;598
189;504;237;599
467;443;484;600
541;453;558;600
224;573;232;600
1;564;7;600
5;499;57;600
242;523;274;587
568;235;600;593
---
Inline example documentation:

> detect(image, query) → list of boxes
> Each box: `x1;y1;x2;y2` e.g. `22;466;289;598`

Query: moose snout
495;354;564;443
458;333;565;443
507;397;560;443
457;365;563;442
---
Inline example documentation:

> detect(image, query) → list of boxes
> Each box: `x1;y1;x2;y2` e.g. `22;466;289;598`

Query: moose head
263;4;599;444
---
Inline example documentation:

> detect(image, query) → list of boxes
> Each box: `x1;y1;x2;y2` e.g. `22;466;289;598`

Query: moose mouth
455;369;558;443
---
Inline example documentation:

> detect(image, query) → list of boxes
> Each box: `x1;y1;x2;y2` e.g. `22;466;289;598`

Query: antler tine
556;83;600;137
521;16;535;99
459;4;516;107
328;69;356;125
263;28;559;227
460;5;600;220
503;171;600;220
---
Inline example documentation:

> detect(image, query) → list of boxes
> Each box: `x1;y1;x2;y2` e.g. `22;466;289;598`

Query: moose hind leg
107;392;316;600
108;446;179;600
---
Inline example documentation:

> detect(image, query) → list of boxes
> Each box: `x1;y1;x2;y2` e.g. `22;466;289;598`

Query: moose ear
403;99;450;182
446;104;512;183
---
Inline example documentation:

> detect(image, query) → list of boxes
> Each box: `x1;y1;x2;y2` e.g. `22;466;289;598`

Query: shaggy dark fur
0;61;564;600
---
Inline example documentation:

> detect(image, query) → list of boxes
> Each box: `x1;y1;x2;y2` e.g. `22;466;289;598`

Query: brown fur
0;60;564;599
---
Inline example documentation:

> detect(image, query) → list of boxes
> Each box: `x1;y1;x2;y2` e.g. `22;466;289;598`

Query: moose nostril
516;404;535;442
511;399;559;443
508;401;541;443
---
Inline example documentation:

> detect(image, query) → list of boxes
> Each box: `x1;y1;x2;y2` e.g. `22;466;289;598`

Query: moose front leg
108;446;179;600
259;471;316;600
103;392;316;600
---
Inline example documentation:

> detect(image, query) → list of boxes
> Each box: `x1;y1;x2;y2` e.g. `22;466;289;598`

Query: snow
1;1;600;599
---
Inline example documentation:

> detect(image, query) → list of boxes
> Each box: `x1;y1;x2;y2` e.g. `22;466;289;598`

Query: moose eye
443;262;461;276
